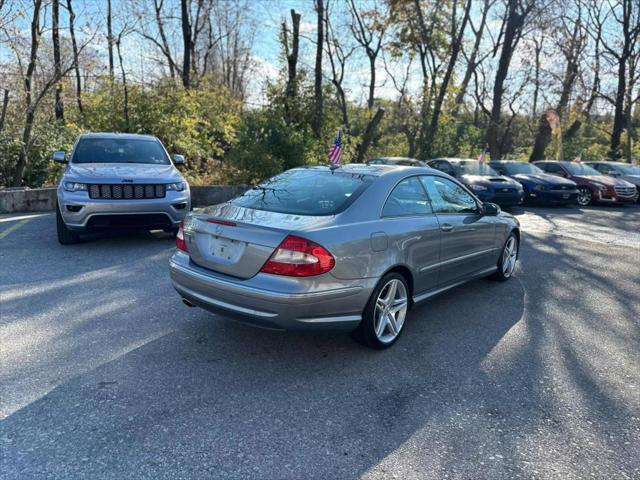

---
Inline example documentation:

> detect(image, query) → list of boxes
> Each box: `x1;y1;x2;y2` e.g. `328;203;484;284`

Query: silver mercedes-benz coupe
170;164;520;349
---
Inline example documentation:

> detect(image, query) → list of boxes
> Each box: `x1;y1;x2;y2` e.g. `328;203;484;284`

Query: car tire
352;272;410;349
577;186;593;206
56;204;80;245
491;233;518;282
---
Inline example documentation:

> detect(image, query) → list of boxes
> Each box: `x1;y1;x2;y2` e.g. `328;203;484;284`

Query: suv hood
65;163;182;183
460;174;521;188
511;173;575;186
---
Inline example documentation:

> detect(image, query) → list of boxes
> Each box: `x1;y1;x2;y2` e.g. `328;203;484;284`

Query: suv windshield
233;169;374;215
453;161;498;176
72;138;170;165
563;163;600;175
501;162;544;174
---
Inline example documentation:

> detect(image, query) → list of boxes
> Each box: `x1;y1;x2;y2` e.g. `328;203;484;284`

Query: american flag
477;144;488;163
328;130;342;166
573;152;582;163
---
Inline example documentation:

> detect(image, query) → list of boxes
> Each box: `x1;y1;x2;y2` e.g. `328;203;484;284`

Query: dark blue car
428;158;524;207
489;161;579;205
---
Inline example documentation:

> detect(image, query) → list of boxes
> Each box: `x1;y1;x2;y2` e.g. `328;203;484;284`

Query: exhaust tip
182;298;195;308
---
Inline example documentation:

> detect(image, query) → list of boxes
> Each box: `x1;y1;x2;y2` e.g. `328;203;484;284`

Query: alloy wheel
502;236;518;278
577;187;592;206
373;279;408;344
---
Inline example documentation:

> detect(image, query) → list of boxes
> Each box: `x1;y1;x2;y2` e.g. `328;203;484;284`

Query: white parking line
0;212;52;223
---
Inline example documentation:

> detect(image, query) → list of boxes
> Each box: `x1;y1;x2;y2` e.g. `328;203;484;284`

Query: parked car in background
170;164;520;349
367;157;427;167
54;133;191;244
427;158;524;207
534;160;638;206
584;161;640;203
489;160;578;206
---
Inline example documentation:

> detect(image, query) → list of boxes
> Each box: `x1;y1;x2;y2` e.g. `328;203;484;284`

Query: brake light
260;235;335;277
207;218;236;227
176;220;188;253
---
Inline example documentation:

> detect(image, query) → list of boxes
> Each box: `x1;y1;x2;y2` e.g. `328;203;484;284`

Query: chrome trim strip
298;314;362;324
175;282;278;318
419;248;498;272
412;266;498;304
170;260;363;300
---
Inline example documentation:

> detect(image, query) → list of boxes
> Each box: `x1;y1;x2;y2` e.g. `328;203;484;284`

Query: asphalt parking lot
1;204;639;479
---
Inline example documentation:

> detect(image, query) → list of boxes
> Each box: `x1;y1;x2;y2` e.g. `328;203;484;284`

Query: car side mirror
482;202;501;216
172;154;185;165
52;151;67;163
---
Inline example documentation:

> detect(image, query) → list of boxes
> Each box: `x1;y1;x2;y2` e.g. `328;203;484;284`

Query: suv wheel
56;204;80;245
352;273;409;349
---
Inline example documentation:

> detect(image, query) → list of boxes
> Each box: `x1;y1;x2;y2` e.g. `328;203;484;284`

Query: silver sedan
170;164;520;349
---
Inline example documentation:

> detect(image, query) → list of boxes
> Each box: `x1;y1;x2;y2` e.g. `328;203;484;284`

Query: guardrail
0;185;250;214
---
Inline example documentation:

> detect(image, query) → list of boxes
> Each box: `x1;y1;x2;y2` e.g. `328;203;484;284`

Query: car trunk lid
183;203;335;279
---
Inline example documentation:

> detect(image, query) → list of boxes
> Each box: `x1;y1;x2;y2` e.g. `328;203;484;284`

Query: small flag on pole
573;152;582;163
477;144;488;163
328;130;343;167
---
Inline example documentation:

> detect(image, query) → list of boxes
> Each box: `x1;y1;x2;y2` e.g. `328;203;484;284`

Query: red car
534;161;638;206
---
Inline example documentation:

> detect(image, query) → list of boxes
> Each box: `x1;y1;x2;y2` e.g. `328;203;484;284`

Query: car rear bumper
169;251;374;331
58;188;190;231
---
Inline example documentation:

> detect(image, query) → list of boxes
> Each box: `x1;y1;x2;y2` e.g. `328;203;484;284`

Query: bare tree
52;0;64;121
107;0;114;80
348;0;387;109
356;107;385;163
486;0;536;159
313;0;324;137
181;0;193;88
65;0;83;115
281;9;301;123
0;89;8;134
600;0;640;159
325;5;356;132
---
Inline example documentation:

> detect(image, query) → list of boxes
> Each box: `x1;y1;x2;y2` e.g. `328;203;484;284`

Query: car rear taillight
260;235;335;277
176;220;188;253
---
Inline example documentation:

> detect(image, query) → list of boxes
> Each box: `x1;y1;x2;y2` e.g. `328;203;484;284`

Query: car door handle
440;224;454;232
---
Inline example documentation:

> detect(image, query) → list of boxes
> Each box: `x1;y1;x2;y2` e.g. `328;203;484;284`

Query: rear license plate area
209;236;244;261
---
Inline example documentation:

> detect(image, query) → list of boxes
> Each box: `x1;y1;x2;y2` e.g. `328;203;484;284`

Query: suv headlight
63;182;87;192
166;182;186;191
471;185;488;191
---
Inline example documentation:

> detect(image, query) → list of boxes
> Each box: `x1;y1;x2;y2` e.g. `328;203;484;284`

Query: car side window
437;161;455;176
492;164;506;175
382;176;432;217
541;163;560;174
420;176;478;214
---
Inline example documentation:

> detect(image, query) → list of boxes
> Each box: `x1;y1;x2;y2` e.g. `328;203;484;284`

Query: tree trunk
12;0;42;187
313;0;324;137
66;0;83;115
356;107;385;163
181;0;192;88
116;39;129;131
52;0;64;121
529;114;552;161
610;59;627;160
107;0;114;80
0;89;8;134
486;0;527;159
282;9;301;123
425;0;472;158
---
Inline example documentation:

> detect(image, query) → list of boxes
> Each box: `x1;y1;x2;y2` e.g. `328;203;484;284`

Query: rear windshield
499;162;544;174
233;169;375;215
72;138;170;165
453;161;498;176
